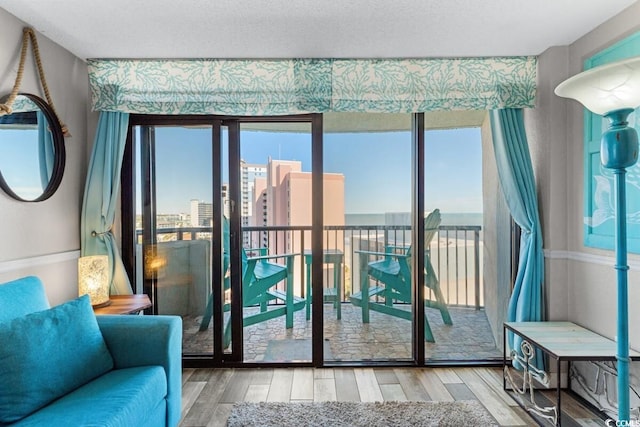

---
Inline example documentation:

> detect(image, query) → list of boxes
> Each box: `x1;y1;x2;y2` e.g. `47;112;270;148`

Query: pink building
250;159;345;293
252;159;345;229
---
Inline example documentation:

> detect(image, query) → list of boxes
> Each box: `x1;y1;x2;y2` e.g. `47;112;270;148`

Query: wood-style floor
179;367;604;427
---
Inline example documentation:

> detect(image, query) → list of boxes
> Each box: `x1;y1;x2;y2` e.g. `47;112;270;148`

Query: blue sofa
0;276;182;426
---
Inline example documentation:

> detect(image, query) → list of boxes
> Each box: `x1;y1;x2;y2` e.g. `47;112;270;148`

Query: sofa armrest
96;315;182;427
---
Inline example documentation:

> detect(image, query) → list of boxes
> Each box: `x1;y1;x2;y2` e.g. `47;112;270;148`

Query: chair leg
306;262;312;321
425;261;453;325
431;282;453;325
286;276;294;329
334;261;341;320
361;269;370;324
199;294;213;331
424;314;435;343
223;317;232;349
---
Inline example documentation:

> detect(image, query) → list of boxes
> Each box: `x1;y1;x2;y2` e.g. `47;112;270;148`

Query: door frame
122;113;428;367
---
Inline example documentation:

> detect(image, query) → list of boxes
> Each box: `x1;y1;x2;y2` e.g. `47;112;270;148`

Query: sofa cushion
0;295;114;423
0;276;50;323
10;366;168;427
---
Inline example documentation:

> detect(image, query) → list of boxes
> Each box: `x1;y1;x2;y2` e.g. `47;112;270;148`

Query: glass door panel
134;124;218;357
422;126;497;361
237;121;313;363
323;113;413;362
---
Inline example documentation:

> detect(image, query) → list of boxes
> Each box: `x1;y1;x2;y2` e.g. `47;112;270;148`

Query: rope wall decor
0;27;70;137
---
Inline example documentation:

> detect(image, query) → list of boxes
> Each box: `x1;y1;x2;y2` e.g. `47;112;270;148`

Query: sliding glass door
235;121;313;363
323;113;414;362
422;123;497;362
123;112;498;367
128;119;227;359
127;115;322;364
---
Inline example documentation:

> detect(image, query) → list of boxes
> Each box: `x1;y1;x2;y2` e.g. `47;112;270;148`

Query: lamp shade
78;255;110;307
555;56;640;115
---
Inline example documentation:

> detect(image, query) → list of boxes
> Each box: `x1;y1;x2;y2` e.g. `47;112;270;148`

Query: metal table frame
503;321;640;426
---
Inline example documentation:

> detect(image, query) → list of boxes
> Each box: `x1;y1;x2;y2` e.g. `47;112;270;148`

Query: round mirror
0;93;65;202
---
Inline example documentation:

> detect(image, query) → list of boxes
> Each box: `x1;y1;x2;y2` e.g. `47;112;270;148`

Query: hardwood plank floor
179;367;604;427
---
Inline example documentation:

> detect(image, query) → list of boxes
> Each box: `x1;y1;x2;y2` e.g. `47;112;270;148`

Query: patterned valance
88;57;536;115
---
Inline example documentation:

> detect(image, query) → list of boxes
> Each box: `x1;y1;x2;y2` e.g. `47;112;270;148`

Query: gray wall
0;8;92;306
526;45;571;322
531;1;640;416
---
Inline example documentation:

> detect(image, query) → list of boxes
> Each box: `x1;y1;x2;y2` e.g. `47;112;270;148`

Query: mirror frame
0;93;65;202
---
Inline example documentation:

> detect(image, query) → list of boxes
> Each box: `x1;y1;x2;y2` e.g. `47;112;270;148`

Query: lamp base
92;299;112;309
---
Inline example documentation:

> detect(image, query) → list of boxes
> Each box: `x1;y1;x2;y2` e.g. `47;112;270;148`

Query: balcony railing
138;223;483;309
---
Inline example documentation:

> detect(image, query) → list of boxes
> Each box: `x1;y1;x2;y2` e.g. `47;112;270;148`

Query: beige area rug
227;400;497;426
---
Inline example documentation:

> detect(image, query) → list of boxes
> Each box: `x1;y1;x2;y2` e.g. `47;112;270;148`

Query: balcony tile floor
183;303;501;362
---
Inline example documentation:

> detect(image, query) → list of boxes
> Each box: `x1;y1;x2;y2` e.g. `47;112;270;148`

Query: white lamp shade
555;56;640;115
78;255;110;307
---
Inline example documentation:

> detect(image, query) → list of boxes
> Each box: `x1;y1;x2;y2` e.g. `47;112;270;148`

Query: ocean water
345;212;483;227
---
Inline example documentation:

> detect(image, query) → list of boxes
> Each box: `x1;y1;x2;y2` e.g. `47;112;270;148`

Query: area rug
264;339;333;362
227;400;497;426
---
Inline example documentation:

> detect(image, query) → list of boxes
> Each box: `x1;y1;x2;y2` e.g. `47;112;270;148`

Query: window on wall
583;32;640;253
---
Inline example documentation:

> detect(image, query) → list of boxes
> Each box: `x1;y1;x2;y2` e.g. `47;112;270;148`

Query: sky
0;128;43;200
146;122;482;215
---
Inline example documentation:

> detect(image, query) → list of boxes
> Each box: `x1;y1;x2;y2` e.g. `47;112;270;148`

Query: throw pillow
0;294;114;423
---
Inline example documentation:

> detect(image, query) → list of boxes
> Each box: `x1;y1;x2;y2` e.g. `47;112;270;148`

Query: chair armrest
247;253;299;261
97;315;182;427
385;244;410;254
355;250;409;258
245;247;268;256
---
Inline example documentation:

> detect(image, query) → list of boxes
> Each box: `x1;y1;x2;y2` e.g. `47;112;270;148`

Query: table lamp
78;255;111;308
555;55;640;423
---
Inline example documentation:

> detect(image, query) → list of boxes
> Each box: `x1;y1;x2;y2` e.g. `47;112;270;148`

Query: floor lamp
555;56;640;422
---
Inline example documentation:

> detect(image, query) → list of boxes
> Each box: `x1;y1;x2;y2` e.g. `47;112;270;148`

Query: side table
503;321;640;426
93;294;152;315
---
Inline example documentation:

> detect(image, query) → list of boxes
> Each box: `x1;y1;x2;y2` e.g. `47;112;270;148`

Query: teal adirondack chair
349;209;452;342
199;217;305;348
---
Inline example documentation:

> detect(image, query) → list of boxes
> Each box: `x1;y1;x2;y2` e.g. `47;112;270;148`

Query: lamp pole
602;108;638;423
556;55;640;422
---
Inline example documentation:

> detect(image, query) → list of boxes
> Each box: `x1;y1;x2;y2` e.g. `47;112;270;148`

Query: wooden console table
503;321;640;426
93;294;152;315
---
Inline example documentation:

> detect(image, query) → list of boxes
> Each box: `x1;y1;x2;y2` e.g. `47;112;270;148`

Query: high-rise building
251;176;268;248
258;159;345;253
190;199;213;227
221;184;230;218
256;159;345;292
241;160;267;246
189;185;230;228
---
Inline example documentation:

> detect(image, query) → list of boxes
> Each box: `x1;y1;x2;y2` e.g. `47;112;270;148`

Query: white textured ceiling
1;0;638;60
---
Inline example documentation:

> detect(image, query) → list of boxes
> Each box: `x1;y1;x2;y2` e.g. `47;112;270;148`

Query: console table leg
557;357;561;426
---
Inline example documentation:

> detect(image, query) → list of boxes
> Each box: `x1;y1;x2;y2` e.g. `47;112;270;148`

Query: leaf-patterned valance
88;57;536;115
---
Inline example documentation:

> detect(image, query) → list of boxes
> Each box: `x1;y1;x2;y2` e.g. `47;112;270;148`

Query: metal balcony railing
138;223;483;309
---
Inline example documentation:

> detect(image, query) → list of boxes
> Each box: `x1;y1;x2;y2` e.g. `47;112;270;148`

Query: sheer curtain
490;108;544;367
80;111;132;294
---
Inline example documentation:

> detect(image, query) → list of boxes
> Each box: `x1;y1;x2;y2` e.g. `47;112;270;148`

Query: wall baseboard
544;249;640;270
0;250;80;274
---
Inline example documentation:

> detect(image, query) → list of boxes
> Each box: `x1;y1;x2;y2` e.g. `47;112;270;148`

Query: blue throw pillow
0;294;114;423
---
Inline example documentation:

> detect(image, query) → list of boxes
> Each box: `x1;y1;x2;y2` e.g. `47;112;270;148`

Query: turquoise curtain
80;111;132;295
88;57;537;115
36;110;54;190
490;108;545;369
